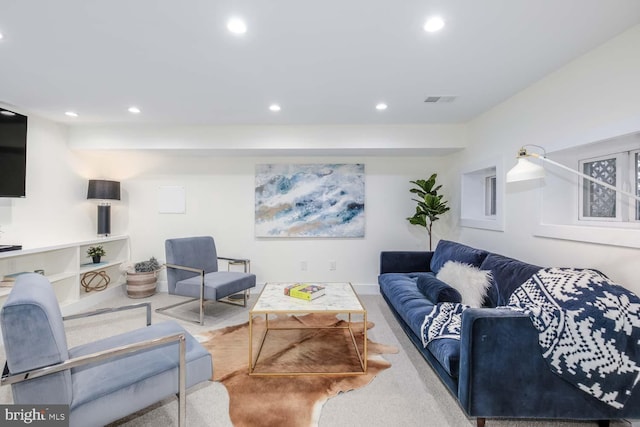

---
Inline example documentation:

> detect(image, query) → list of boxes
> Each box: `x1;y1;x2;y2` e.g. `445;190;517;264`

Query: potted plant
125;257;162;298
407;173;450;251
86;245;106;263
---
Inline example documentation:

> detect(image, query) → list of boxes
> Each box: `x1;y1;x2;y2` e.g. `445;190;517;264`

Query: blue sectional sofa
379;240;640;427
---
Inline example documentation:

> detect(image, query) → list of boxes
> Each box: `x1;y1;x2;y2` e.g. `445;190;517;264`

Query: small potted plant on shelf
86;246;106;264
124;257;162;298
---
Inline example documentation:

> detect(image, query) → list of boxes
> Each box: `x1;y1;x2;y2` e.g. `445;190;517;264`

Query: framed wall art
255;163;365;237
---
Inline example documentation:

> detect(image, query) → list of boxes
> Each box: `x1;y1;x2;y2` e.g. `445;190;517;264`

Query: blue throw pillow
414;273;462;304
479;253;541;307
430;240;489;274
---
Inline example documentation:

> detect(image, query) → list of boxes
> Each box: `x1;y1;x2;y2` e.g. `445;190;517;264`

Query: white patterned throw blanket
420;302;469;346
421;267;640;409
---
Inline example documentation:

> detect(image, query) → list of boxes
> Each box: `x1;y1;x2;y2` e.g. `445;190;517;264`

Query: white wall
73;149;455;287
0;115;96;247
65;122;466;287
448;25;640;293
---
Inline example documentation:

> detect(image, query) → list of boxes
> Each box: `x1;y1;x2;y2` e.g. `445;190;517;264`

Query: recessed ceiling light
424;16;445;33
269;104;281;112
65;111;78;118
128;106;141;114
227;18;247;34
0;110;15;116
376;103;388;111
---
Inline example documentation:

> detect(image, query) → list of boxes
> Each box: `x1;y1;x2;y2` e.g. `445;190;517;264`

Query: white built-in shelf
0;235;130;313
79;260;124;274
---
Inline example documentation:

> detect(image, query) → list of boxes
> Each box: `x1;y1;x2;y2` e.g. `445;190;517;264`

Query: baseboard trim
157;281;379;295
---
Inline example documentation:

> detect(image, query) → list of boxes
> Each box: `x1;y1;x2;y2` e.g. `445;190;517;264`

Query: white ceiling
1;0;640;126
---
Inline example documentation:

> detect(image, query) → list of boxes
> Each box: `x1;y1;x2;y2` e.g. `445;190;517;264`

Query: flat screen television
0;108;28;198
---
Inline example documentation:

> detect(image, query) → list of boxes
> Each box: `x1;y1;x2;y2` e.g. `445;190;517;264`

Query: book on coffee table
284;283;325;301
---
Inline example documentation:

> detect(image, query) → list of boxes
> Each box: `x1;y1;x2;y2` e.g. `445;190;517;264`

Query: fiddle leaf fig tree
407;173;450;251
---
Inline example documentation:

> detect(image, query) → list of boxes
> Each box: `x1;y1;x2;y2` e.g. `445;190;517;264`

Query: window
578;151;637;222
485;175;497;216
534;132;640;249
579;155;619;220
460;159;504;231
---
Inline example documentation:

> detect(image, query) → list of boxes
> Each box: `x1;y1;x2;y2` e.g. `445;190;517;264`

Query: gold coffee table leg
249;282;367;376
249;313;270;374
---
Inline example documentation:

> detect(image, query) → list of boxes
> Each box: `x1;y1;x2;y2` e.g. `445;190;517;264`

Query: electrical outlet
300;261;307;271
329;260;336;271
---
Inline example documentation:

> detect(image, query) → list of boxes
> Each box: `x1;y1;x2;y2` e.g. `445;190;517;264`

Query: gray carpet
0;288;633;427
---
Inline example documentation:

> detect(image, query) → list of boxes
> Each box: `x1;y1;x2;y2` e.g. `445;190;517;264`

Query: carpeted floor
0;288;633;427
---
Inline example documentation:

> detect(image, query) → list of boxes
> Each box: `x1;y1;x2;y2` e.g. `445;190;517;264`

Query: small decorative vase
92;256;101;264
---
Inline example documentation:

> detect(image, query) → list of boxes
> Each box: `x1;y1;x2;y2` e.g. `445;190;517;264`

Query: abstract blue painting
255;164;365;237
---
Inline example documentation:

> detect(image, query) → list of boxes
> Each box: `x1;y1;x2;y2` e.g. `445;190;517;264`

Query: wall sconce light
87;180;121;236
506;145;640;201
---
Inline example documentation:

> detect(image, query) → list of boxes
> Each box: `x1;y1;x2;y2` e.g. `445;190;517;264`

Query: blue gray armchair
1;273;213;427
159;236;256;325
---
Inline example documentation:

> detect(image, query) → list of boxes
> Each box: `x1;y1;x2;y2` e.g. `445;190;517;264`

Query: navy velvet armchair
1;273;213;427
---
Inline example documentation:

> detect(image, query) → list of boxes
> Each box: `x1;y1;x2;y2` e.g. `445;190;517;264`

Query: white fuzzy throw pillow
436;261;492;308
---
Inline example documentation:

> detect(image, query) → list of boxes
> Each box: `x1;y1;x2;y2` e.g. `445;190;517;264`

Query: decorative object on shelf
81;270;110;292
87;179;121;237
86;245;106;264
506;145;640;202
125;257;162;298
34;269;45;275
0;272;25;287
407;173;450;251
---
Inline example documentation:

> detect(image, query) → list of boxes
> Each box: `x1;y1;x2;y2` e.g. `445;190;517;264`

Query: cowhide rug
197;313;398;427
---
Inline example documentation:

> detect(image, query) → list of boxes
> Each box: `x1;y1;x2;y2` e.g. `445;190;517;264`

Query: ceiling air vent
424;96;457;103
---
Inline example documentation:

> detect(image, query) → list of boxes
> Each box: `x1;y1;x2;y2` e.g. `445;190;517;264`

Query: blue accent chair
159;236;256;325
1;273;213;427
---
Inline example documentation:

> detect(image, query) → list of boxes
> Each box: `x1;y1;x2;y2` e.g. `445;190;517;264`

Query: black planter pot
92;256;101;264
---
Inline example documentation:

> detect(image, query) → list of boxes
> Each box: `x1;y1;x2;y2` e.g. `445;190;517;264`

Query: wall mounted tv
0;108;28;198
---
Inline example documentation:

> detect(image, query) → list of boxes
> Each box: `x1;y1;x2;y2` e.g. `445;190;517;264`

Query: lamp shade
87;180;121;200
506;158;545;183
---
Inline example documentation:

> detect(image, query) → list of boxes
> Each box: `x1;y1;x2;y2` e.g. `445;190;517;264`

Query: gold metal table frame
249;282;367;376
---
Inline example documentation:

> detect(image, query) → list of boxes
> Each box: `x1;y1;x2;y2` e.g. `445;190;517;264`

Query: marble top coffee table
249;282;367;376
